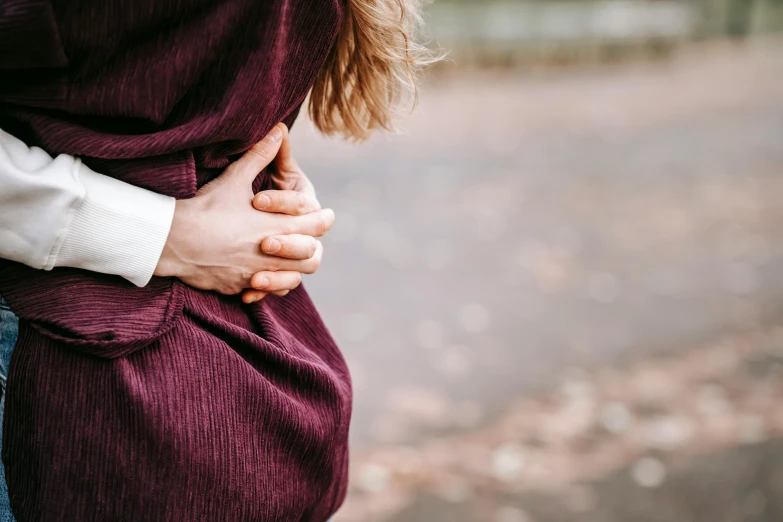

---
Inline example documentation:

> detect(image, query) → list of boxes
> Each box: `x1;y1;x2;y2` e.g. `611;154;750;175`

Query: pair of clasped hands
154;123;334;304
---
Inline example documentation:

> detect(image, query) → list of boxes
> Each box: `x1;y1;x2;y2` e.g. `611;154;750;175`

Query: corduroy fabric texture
0;1;352;520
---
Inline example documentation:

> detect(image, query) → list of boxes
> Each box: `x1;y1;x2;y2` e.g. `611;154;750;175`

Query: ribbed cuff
54;161;176;287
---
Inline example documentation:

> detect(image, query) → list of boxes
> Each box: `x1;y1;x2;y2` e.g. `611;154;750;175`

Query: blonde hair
309;0;439;141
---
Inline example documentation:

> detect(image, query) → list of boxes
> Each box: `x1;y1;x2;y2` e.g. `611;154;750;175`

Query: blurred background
293;1;783;520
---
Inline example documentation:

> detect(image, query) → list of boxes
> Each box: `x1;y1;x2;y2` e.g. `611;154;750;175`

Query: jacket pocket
0;262;185;359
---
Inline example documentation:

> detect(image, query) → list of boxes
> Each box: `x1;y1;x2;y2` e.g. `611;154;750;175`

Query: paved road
290;40;783;521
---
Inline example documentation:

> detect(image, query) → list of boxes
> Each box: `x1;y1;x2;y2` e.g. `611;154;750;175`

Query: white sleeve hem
54;161;176;287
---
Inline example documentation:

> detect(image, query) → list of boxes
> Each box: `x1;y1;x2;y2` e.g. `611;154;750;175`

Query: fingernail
266;125;283;143
256;194;271;209
266;238;281;253
255;277;269;289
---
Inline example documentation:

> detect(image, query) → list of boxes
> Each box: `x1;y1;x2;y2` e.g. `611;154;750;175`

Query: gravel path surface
290;40;783;521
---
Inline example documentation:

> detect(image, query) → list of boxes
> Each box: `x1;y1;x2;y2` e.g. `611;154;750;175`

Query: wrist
154;198;196;279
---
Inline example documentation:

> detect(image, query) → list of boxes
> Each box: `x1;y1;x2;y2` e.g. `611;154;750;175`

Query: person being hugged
0;0;437;520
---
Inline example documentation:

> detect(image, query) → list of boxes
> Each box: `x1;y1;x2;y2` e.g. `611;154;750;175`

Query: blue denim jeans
0;297;17;522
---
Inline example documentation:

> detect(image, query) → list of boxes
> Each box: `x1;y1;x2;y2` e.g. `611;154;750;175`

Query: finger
249;271;303;292
242;290;268;304
243;288;290;302
274;124;298;172
272;169;317;198
263;240;323;274
227;123;285;185
275;209;335;237
253;190;321;215
261;234;318;260
269;129;317;198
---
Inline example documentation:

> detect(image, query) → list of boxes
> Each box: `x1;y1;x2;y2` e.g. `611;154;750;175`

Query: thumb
223;123;286;186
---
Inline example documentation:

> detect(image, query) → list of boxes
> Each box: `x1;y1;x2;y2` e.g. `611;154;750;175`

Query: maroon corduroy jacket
0;1;352;520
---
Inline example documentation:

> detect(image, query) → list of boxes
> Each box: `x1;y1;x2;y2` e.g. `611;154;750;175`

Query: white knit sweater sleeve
0;128;175;287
